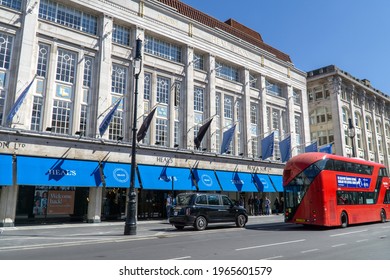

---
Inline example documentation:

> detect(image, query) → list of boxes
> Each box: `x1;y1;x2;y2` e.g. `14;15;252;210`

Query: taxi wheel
194;216;207;231
236;214;246;228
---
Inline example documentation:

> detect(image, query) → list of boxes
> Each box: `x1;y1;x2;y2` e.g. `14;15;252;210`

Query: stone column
87;187;103;223
0;155;17;227
329;76;344;156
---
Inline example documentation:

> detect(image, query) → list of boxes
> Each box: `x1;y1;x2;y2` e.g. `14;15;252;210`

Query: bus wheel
380;210;386;223
340;212;348;228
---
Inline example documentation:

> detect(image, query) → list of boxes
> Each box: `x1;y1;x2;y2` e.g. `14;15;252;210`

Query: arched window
385;124;390;138
365;116;373;132
342;107;350;123
354;112;362;128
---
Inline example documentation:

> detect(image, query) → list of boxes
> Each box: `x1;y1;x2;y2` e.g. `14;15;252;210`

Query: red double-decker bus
283;152;390;227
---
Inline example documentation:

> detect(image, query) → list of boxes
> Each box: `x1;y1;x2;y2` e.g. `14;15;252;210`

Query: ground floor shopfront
0;153;283;226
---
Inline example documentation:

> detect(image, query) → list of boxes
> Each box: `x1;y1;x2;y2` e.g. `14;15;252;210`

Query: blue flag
99;99;121;137
319;143;333;154
220;124;236;154
261;132;274;160
305;141;318;153
279;135;291;162
6;76;36;125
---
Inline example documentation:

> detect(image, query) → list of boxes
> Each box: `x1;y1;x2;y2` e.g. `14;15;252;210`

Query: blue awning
137;165;196;191
190;169;221;191
268;174;283;192
95;161;140;188
0;154;13;186
214;171;258;192
252;173;276;192
16;156;139;188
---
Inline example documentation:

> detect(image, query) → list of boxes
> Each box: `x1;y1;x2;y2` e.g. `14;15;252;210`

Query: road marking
169;256;192;260
331;243;346;248
261;255;283;260
356;239;368;243
235;239;305;251
330;229;368;237
301;249;319;254
0;236;158;252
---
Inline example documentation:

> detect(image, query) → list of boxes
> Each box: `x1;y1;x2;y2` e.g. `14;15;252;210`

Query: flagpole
124;38;142;236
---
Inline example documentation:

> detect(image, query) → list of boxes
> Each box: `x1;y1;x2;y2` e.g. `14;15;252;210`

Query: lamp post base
124;223;137;235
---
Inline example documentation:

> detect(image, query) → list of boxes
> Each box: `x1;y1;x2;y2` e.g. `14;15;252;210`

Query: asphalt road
0;215;389;260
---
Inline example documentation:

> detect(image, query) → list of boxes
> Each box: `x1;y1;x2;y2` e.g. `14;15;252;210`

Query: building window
236;99;242;155
112;24;130;46
357;132;362;149
109;64;127;139
194;87;204;112
31;43;50;131
39;0;97;35
249;74;257;88
37;44;50;78
157;76;169;104
0;32;13;70
30;96;43;131
368;136;373;151
155;118;168;146
111;64;127;95
80;56;93;135
108;108;123;141
193;87;205;148
174;81;181;146
51;100;71;134
215;93;221;152
293;88;301;105
224;95;233;120
155;77;170;146
51;49;76;134
83;56;93;88
385;124;390;138
56;49;76;83
342;107;349;124
140;73;152;144
144;35;182;63
144;73;151;101
365;116;373;131
215;61;239;82
0;0;22;10
266;80;282;97
193;53;204;70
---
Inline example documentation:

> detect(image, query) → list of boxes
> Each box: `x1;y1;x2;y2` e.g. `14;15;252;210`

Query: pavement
0;215;284;239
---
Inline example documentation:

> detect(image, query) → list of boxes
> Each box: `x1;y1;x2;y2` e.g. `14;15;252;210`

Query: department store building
0;0;308;226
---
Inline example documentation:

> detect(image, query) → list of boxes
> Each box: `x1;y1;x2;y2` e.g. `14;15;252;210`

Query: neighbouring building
0;0;307;226
307;65;390;168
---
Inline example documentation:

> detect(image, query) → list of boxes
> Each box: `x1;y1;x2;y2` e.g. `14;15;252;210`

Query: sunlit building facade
0;0;307;226
307;65;390;169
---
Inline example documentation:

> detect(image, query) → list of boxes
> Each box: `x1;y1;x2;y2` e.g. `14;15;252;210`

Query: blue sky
181;0;390;95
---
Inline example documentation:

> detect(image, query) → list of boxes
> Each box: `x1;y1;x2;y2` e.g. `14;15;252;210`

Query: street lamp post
124;38;142;235
348;117;356;158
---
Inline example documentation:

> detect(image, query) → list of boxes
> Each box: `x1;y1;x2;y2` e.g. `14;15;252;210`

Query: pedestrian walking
274;197;280;215
265;197;271;215
166;193;173;222
248;195;254;215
